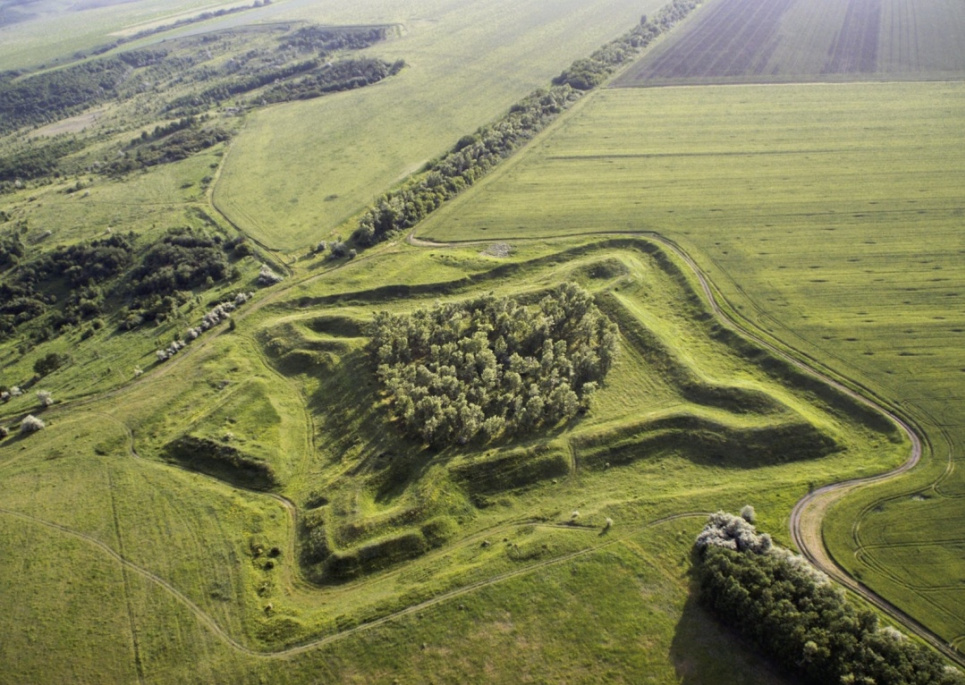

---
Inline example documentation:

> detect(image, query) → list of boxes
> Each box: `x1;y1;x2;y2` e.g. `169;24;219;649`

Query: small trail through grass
406;228;964;668
0;502;708;659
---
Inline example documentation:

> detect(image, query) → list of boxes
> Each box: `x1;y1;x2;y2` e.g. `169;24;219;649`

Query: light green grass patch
214;0;667;251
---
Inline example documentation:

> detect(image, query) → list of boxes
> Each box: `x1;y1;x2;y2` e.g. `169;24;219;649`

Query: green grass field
0;235;907;682
213;0;667;251
417;80;965;650
3;0;965;680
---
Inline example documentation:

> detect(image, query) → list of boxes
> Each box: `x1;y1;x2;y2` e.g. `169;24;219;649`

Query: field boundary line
405;228;964;668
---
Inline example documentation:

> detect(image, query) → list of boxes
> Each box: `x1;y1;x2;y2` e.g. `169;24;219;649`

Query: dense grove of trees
694;512;964;685
0;233;135;339
106;125;231;175
348;0;704;250
130;228;229;297
0;227;243;341
0;138;85;184
0;58;129;134
260;58;404;103
370;284;617;447
277;26;388;54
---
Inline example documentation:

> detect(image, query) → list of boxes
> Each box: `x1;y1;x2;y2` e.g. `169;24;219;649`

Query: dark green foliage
106;125;231;176
260;58;404;103
694;517;964;685
129;227;229;298
0;138;86;184
350;0;706;251
0;58;129;134
277;26;388;54
370;284;617;447
0;227;236;340
0;230;24;268
33;352;70;377
163;435;279;491
352;86;580;247
0;233;135;339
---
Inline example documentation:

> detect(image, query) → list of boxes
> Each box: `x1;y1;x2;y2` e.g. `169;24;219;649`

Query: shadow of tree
670;587;801;685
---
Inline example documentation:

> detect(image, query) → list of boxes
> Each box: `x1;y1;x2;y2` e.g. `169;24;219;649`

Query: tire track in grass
406;229;964;667
107;469;146;684
0;503;708;659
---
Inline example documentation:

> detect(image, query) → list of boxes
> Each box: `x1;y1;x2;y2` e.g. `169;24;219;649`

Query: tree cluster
277;26;388;54
348;0;706;252
0;233;135;340
0;58;129;134
694;512;964;685
128;227;231;315
370;284;617;447
553;0;702;90
106;125;231;176
0;138;86;185
260;58;404;103
352;86;579;247
0;227;245;342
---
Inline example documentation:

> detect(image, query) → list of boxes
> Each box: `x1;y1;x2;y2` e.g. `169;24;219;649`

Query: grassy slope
213;0;666;251
0;0;249;69
0;234;906;682
418;81;965;648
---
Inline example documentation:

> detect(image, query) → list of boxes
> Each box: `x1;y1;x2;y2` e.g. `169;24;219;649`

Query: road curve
406;229;963;667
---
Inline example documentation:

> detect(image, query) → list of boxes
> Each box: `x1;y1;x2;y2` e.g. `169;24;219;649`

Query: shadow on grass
670;588;800;685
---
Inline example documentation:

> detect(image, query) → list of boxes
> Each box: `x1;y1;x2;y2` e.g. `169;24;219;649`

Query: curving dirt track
0;501;709;659
407;229;964;668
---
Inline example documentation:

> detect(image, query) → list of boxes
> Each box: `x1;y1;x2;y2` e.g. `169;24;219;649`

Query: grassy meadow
0;234;908;682
2;0;965;680
418;80;965;649
213;0;667;251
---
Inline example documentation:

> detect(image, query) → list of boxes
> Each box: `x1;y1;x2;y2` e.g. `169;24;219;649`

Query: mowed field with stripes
420;0;965;653
614;0;965;85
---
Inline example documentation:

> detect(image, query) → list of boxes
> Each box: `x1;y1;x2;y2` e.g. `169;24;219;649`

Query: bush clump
694;512;965;685
20;414;45;433
370;284;617;447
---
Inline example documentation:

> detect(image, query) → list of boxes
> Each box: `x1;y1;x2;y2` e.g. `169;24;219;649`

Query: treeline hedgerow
349;0;704;251
694;511;965;685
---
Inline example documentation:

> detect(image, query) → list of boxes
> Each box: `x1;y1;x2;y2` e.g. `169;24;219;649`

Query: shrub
257;264;283;286
33;352;69;376
36;389;53;407
0;425;9;438
20;414;45;433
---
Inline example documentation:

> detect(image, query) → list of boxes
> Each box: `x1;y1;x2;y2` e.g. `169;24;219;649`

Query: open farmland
3;0;965;679
614;0;965;85
213;0;668;251
418;80;965;652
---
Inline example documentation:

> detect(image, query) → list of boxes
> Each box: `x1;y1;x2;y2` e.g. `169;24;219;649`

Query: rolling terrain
1;0;964;681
